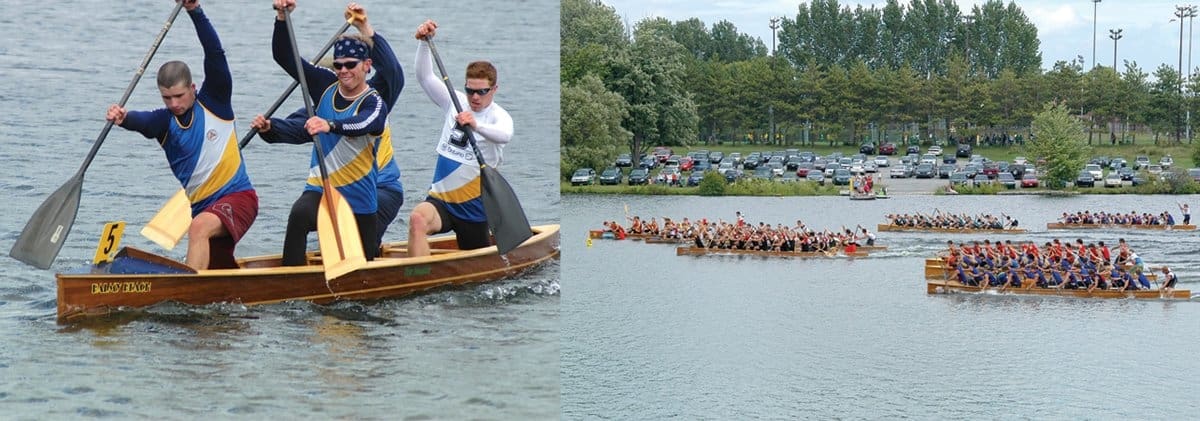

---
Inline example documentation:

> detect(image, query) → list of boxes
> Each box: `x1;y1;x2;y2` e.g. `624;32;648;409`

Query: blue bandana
334;38;369;60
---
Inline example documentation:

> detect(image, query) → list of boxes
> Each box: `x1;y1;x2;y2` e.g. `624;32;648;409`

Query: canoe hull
927;279;1190;300
675;246;869;258
56;225;560;323
1046;223;1196;231
876;224;1026;234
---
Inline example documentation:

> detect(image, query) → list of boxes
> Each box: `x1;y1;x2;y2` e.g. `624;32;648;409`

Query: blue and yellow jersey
304;84;379;215
375;119;403;193
163;102;253;217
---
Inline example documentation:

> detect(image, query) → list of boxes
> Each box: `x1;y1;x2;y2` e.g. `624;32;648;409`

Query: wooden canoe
1046;223;1196;231
927;279;1190;300
55;225;560;323
877;224;1026;234
675;246;869;258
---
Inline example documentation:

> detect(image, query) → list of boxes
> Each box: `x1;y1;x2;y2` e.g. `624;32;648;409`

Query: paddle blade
141;189;191;250
480;166;532;255
10;175;84;269
316;188;366;281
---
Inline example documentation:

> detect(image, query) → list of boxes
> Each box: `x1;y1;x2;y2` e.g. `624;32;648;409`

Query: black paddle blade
10;175;83;269
480;166;532;255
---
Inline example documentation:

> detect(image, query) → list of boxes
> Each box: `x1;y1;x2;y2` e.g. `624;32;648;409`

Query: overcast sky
601;0;1200;74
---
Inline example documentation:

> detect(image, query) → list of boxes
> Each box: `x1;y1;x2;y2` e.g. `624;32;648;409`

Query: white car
928;145;943;156
1160;155;1174;168
850;163;865;174
920;154;937;166
1084;164;1103;179
874;155;889;167
1013;156;1027;166
1104;173;1123;187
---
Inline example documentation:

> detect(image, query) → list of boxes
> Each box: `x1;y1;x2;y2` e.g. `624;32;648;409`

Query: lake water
562;193;1200;419
0;0;559;418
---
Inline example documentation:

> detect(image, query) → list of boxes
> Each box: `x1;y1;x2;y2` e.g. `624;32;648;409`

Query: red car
653;147;672;162
879;142;897;155
678;156;695;171
1020;173;1039;188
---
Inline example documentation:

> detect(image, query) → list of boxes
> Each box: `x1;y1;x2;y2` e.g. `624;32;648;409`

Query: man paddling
253;2;404;246
407;19;514;257
1161;266;1179;296
106;0;257;270
271;0;388;265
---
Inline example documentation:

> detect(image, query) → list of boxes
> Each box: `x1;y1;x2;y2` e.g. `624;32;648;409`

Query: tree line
561;0;1200;177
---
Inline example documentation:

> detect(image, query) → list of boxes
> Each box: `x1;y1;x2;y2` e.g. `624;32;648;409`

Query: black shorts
1165;277;1178;289
427;198;491;250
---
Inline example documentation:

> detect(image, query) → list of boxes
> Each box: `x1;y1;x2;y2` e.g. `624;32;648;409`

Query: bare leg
186;212;228;270
408;202;442;257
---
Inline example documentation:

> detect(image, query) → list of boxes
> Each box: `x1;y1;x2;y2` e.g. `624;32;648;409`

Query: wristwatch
327;119;339;132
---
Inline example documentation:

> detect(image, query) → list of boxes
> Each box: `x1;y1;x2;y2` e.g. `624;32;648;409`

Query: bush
697;171;727;196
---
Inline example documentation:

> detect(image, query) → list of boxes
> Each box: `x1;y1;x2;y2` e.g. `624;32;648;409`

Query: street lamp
769;17;781;145
769;17;781;57
1093;0;1102;69
1109;28;1123;70
1177;5;1191;142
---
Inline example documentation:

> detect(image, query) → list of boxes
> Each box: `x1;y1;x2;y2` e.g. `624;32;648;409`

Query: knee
409;209;429;234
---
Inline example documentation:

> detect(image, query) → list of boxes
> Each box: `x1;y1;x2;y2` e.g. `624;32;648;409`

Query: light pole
1109;28;1123;70
1093;0;1102;69
962;13;974;75
1189;6;1197;142
1177;5;1190;143
769;17;781;145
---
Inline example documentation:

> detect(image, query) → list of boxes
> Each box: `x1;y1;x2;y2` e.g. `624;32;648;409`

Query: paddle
8;2;185;270
141;18;357;250
283;8;366;281
424;36;532;255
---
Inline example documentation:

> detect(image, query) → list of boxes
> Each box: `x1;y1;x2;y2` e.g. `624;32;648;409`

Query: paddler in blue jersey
106;0;258;270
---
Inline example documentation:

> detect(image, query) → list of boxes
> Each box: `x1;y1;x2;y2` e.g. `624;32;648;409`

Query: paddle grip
424;37;489;168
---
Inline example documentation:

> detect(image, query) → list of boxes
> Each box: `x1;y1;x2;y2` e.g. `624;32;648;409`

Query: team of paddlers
937;237;1179;293
600;213;876;253
1056;211;1177;226
884;212;1018;230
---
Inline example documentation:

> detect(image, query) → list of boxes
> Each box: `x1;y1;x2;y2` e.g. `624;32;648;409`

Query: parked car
570;168;596;186
598;167;623;185
1134;155;1151;170
997;172;1017;189
890;164;912;178
920;154;937;166
752;167;774;180
1160;155;1174;168
709;151;724;164
906;145;921;155
914;163;935;178
1020;173;1039;188
1118;167;1135;181
1075;171;1095;188
614;153;633;167
860;142;876;154
729;152;743;165
686;171;706;186
657;167;682;185
1084;164;1103;179
1147;165;1164;177
1013;156;1027;166
956;142;972;157
653;147;672;162
767;160;786;176
949;171;972;186
879;142;897;155
779;172;801;183
806;171;826;185
743;152;761;169
1109;157;1127;170
718;161;736;176
938;164;956;178
678;156;695;172
724;169;744;183
874;155;890;167
795;162;815;177
981;162;1001;179
833;169;852;185
1104;173;1123;188
692;159;711;172
639;156;658;169
928;145;943;156
1188;167;1200;182
628;168;650;185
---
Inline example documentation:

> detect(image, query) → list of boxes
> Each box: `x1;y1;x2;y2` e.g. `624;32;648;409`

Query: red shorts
200;189;259;269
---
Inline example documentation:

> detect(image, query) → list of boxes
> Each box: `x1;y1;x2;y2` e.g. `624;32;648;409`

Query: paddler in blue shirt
252;2;404;248
106;0;257;271
271;0;388;266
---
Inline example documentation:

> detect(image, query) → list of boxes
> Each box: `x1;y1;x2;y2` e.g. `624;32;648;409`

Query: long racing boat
877;224;1026;234
1046;222;1196;231
55;225;560;323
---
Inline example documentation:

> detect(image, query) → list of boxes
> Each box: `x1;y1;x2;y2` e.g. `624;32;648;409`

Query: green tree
560;75;631;179
561;0;628;84
1026;102;1089;189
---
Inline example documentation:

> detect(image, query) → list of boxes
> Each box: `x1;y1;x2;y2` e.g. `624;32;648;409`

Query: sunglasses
332;60;361;70
464;86;493;96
